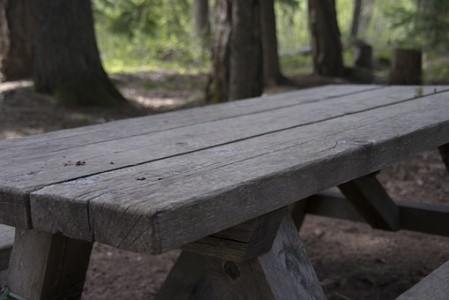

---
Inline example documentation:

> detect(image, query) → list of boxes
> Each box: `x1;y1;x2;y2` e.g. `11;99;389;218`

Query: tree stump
389;48;422;85
354;42;373;70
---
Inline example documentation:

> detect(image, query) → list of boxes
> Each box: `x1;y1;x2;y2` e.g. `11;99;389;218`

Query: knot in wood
223;261;240;279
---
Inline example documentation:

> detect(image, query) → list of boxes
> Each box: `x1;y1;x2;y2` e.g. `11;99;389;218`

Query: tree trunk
350;0;363;40
260;0;287;87
389;48;422;85
0;0;33;81
208;0;263;102
193;0;210;48
209;0;232;102
307;0;344;77
33;0;124;106
229;0;263;100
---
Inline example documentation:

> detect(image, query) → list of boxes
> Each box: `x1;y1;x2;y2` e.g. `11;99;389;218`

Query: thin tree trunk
350;0;363;40
0;0;33;81
308;0;344;77
229;0;263;100
33;0;124;106
260;0;287;87
209;0;232;102
193;0;210;48
208;0;263;102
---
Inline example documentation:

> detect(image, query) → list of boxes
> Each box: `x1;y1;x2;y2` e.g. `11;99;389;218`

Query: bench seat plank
396;261;449;300
0;84;377;153
26;90;449;253
0;225;14;270
0;86;441;229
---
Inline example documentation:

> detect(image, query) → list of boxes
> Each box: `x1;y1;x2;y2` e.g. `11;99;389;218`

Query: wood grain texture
0;85;386;228
183;209;285;262
28;89;449;252
304;192;449;237
338;173;400;230
0;225;14;271
396;261;449;300
156;251;214;300
158;214;325;300
7;229;92;300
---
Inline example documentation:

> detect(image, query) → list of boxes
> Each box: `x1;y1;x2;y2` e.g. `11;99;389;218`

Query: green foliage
92;0;449;84
384;0;449;49
93;0;208;73
93;0;159;38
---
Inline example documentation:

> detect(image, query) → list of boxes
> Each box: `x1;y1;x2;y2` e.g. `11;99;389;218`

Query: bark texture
210;0;232;102
308;0;344;77
350;0;363;39
193;0;210;48
229;0;263;100
0;0;33;81
33;0;124;106
260;0;287;87
209;0;263;102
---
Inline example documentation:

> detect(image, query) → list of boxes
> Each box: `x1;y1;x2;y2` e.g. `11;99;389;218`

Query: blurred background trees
1;0;448;104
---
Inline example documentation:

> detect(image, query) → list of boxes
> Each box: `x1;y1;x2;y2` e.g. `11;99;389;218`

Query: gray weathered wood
304;191;364;223
0;86;437;229
184;209;285;262
156;251;213;300
396;261;449;300
338;173;400;230
397;200;449;237
28;89;449;252
0;225;14;271
157;214;326;300
304;192;449;237
438;143;449;173
7;229;92;300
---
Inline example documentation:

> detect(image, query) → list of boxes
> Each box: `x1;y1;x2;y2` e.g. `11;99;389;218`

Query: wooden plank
156;251;213;300
7;229;92;300
0;84;379;153
183;209;285;262
0;85;442;229
338;174;400;230
438;143;449;172
396;261;449;300
0;87;394;228
29;90;449;252
397;200;449;236
0;225;14;271
304;192;449;237
303;192;364;223
157;214;326;300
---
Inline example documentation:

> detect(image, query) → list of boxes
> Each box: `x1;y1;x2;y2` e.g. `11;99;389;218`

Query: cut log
389;48;422;85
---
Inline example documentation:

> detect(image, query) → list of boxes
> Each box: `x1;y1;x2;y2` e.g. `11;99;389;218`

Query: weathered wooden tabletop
1;85;449;254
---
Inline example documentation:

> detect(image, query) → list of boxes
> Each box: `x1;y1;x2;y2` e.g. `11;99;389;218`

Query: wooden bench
396;261;449;300
0;84;449;299
0;225;14;271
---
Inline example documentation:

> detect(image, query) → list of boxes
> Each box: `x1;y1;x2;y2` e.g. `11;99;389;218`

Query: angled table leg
6;229;93;300
438;143;449;172
156;209;326;300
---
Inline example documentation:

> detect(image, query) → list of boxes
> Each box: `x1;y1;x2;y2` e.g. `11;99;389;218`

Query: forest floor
0;72;449;300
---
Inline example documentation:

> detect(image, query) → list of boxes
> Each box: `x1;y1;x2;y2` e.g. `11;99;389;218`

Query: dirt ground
0;73;448;300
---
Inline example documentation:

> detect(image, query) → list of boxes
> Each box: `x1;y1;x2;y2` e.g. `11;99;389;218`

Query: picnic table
1;84;449;299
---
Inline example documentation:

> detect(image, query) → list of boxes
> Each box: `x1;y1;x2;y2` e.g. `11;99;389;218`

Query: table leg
6;229;92;300
156;210;326;300
438;143;449;172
